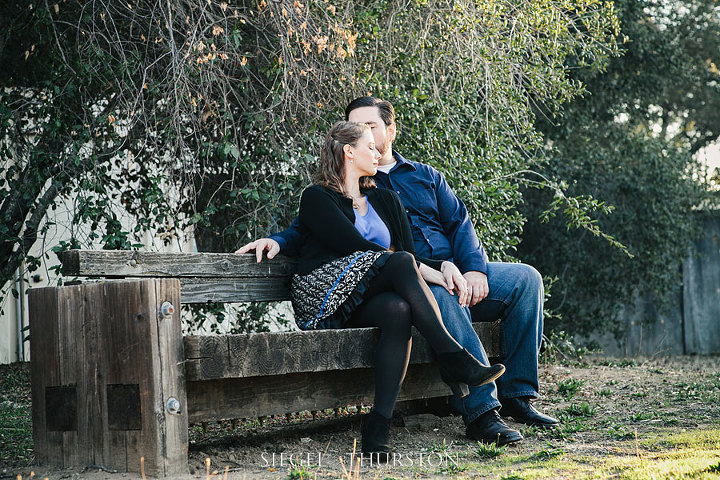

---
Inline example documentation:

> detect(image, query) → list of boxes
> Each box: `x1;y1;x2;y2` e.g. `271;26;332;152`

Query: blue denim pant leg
469;262;544;400
429;285;501;425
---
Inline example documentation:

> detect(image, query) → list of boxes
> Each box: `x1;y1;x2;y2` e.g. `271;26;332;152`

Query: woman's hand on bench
235;238;281;263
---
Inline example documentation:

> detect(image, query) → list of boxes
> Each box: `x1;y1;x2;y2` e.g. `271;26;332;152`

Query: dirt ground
4;356;720;480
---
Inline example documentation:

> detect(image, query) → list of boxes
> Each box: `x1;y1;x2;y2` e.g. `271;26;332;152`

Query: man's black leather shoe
499;397;559;428
466;410;523;447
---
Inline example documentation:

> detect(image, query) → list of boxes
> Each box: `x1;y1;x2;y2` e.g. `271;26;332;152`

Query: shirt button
396;190;400;194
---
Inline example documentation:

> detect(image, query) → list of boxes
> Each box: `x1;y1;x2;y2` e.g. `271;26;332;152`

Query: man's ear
387;122;397;143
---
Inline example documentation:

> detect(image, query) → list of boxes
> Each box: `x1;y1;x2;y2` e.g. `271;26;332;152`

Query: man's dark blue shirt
270;151;488;274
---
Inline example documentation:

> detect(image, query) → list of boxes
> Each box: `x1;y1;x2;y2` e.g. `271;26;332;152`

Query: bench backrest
61;250;297;303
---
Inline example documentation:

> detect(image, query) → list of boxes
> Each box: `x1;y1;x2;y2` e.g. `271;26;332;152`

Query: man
237;97;558;446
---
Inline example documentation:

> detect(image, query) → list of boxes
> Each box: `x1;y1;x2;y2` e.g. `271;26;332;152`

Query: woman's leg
361;252;505;398
364;252;461;354
347;292;413;419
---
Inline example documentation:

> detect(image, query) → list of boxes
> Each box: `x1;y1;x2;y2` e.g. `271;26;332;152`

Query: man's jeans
430;262;544;425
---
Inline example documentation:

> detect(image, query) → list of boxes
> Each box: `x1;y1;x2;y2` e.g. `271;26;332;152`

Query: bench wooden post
29;278;188;477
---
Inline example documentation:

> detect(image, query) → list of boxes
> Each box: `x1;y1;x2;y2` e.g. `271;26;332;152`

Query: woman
291;121;504;459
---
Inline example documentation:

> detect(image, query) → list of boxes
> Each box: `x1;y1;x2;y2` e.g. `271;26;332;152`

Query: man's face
347;106;396;164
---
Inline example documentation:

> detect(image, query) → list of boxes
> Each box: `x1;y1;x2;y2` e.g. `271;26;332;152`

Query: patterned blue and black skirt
291;250;390;331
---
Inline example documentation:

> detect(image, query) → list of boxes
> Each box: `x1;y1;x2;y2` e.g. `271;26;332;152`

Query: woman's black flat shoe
436;348;505;398
360;410;392;462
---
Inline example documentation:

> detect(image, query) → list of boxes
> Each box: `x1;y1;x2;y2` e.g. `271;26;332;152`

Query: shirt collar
391;150;417;172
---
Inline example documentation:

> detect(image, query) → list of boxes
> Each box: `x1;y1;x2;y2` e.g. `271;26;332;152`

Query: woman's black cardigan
296;184;443;276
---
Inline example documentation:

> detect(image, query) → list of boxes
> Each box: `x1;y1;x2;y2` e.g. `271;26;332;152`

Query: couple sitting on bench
237;97;558;459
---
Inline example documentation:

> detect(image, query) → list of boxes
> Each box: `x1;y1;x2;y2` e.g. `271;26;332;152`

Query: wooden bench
29;249;500;477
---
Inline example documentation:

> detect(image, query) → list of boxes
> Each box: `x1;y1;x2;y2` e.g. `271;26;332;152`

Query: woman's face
348;129;381;177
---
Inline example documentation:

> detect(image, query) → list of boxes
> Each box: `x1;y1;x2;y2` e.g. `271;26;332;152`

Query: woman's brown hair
314;121;376;194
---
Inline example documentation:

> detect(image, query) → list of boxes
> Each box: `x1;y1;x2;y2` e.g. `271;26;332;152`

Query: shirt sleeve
299;186;387;256
433;169;489;274
269;217;302;257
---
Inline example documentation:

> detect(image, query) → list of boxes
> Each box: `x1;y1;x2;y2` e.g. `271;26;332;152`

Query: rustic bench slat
61;250;297;278
186;364;452;423
183;323;498;381
179;277;291;303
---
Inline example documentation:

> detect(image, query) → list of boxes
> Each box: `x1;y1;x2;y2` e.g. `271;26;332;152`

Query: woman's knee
379;298;413;336
389;250;415;264
385;251;417;274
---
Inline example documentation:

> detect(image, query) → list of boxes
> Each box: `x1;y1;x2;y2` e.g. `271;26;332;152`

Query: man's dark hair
344;97;395;126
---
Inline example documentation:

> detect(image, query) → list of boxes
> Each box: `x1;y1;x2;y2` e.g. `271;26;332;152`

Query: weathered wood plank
179;277;291;303
97;280;144;472
184;323;499;381
62;250;297;278
152;279;189;476
56;277;293;304
57;286;84;468
97;278;187;477
186;363;451;423
683;213;720;354
82;282;108;467
29;287;63;466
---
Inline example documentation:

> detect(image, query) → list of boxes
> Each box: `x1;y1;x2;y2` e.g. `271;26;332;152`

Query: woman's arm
418;263;446;287
418;261;470;307
386;190;444;270
299;185;386;256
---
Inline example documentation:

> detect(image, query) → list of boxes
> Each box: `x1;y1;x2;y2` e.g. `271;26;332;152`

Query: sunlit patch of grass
503;429;718;479
595;450;720;480
590;428;720;480
641;428;720;450
474;441;506;458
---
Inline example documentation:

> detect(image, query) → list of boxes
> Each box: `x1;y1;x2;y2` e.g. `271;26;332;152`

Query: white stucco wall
0;192;197;364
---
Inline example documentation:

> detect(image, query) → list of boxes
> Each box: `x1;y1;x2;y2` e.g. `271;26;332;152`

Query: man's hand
464;271;489;307
235;238;280;263
441;261;470;307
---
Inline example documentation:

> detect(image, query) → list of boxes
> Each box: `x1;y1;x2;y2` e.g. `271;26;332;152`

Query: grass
3;356;720;479
475;441;506;458
286;466;313;479
557;378;585;398
528;445;564;461
562;401;596;417
547;419;587;440
0;362;32;469
457;427;720;480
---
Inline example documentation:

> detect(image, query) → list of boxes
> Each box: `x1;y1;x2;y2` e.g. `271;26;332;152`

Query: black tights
346;252;461;418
